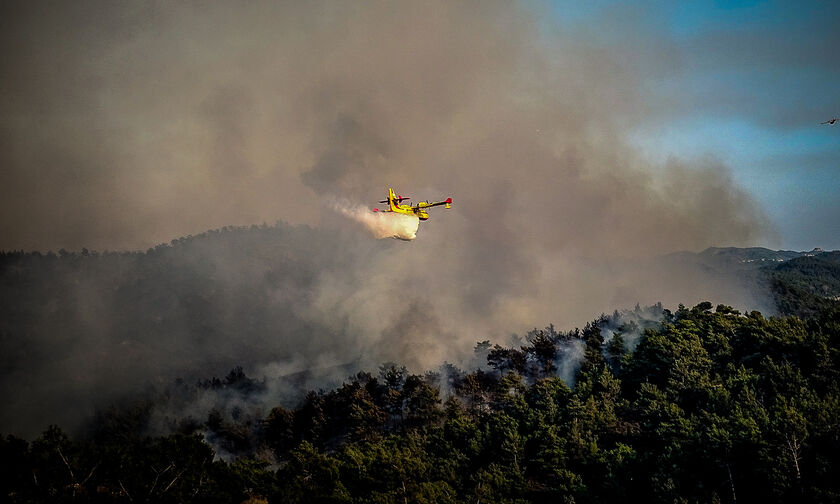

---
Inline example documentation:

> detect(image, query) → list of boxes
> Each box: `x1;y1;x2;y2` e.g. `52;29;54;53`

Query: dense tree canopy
2;302;840;503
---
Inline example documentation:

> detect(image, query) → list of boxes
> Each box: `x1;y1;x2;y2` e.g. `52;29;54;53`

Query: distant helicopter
821;117;837;125
372;188;452;221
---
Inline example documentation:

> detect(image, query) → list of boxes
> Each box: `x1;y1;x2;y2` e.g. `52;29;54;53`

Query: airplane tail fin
388;188;400;212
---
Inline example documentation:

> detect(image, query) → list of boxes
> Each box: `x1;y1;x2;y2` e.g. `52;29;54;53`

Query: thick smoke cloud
0;1;777;436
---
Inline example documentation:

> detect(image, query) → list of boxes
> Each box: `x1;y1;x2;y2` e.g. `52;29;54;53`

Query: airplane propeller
378;195;410;203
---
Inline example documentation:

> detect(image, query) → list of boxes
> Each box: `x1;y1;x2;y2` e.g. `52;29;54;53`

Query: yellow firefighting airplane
372;188;452;220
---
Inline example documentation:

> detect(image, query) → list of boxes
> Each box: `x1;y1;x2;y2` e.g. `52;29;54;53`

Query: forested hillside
3;230;840;502
3;223;838;440
662;246;840;319
3;303;840;503
0;224;385;437
765;252;840;318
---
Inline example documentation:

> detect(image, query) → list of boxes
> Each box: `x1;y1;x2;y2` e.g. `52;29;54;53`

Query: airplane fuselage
390;203;430;220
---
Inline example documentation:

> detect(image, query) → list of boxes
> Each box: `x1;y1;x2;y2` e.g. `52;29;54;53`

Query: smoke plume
0;0;782;437
333;201;420;241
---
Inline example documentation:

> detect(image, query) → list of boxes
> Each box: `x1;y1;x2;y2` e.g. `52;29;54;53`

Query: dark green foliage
764;251;840;318
3;304;840;502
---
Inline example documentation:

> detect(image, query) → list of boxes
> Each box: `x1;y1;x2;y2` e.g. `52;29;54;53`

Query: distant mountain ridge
665;246;827;271
662;246;840;318
764;251;840;318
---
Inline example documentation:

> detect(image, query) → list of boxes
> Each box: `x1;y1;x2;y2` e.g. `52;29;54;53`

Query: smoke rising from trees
0;1;778;436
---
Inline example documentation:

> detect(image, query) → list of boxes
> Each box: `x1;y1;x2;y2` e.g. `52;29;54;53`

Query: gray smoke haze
0;1;777;436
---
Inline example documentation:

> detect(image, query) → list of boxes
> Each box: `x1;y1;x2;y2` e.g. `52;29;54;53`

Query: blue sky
549;0;840;250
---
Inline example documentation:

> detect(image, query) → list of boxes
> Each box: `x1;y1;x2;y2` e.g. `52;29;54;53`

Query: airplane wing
412;197;452;210
379;196;410;203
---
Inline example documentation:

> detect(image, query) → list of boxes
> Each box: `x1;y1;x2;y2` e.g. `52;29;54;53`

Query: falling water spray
332;201;420;240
